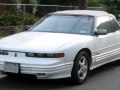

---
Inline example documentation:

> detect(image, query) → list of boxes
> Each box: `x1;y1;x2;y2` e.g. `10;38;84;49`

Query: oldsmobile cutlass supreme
0;10;120;84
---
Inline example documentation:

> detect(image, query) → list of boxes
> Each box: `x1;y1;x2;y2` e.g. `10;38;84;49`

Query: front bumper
0;55;73;79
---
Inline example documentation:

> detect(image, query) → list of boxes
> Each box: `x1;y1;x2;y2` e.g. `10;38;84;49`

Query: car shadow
0;75;75;90
0;62;119;90
89;62;118;77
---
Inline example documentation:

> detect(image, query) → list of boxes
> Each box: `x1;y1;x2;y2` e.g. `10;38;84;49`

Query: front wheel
71;51;90;84
116;60;120;65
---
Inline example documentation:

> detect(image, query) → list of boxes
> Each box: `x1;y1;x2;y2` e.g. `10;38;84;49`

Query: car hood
0;32;81;53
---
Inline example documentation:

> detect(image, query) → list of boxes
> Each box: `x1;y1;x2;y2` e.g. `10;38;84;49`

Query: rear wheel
71;51;90;84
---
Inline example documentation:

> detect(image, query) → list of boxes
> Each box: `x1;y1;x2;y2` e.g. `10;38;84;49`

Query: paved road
0;62;120;90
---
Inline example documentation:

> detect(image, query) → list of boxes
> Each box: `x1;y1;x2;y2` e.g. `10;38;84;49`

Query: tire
71;51;90;84
116;60;120;65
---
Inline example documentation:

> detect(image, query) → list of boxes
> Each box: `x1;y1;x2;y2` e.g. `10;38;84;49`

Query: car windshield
30;15;94;35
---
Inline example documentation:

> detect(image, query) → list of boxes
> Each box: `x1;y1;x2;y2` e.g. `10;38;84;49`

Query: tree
88;0;102;7
6;0;19;4
100;0;120;16
27;0;41;15
6;0;22;12
78;0;88;9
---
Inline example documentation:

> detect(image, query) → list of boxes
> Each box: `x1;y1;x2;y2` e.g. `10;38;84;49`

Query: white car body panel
0;32;95;79
0;32;80;53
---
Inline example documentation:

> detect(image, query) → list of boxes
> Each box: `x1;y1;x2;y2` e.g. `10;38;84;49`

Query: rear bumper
0;61;73;79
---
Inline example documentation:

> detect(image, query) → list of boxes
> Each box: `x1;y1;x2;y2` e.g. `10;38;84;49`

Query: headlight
26;52;64;58
0;50;8;55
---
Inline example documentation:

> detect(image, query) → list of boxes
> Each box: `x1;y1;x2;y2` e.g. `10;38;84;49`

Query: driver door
94;16;119;65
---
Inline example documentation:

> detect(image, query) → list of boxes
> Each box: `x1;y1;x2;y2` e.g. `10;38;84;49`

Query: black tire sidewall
71;51;90;84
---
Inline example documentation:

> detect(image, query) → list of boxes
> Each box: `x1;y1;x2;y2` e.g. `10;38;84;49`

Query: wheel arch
74;48;92;66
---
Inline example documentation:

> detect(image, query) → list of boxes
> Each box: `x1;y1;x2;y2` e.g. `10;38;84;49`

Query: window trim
109;16;120;31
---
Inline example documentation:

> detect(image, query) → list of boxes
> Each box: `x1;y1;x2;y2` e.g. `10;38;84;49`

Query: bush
12;27;24;34
0;11;39;27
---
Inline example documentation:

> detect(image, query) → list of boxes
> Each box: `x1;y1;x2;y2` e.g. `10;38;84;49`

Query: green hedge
0;11;39;27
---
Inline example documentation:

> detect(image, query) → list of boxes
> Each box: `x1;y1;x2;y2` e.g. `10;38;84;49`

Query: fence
0;3;78;17
0;4;78;37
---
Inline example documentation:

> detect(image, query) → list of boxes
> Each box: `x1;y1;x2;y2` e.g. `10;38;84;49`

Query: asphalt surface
0;62;120;90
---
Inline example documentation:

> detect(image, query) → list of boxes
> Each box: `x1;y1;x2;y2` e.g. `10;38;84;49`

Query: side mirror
24;25;32;30
94;29;108;36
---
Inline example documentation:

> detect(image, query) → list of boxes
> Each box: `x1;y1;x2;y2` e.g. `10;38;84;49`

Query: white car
118;21;120;24
0;10;120;84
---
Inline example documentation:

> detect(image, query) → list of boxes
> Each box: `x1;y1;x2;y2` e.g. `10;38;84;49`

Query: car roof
109;14;116;19
52;10;109;17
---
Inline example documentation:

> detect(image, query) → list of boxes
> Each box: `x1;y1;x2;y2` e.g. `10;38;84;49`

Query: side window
109;16;120;31
97;16;112;33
